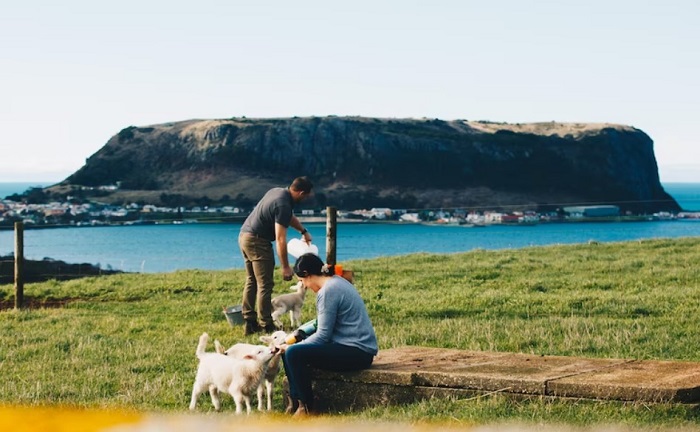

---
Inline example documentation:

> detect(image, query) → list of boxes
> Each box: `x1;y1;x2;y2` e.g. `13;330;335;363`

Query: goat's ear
260;336;271;344
243;354;254;360
214;340;224;354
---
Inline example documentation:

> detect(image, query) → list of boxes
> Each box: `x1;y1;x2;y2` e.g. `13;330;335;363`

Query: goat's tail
214;339;225;354
196;332;209;359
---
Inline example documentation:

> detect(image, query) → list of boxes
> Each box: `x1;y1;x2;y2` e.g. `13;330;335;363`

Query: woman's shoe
293;401;313;416
285;396;299;414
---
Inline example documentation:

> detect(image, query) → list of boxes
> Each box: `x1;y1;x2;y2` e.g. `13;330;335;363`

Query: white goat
271;281;307;329
214;334;284;411
189;333;274;414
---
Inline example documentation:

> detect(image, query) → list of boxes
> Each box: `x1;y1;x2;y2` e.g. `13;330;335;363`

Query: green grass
1;238;700;428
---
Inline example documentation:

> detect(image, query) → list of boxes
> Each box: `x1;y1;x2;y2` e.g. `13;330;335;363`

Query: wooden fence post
14;221;24;310
326;206;337;266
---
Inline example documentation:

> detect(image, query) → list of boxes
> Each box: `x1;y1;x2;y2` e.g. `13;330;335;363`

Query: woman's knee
284;344;305;362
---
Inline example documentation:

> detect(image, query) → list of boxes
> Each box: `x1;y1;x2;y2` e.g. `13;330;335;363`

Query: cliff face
61;117;679;213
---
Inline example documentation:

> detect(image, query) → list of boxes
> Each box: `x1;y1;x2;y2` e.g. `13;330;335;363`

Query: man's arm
289;215;313;244
275;222;293;281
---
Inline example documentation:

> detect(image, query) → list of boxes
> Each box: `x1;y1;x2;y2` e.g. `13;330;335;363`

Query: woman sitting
282;253;378;415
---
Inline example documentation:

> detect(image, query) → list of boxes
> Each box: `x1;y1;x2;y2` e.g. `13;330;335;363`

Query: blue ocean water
1;220;700;274
1;182;699;273
0;182;53;198
663;183;700;211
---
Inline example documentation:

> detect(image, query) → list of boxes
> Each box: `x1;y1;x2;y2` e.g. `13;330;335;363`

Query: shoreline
2;214;699;231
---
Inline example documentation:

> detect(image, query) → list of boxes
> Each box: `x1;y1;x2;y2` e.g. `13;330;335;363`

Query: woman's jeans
283;343;375;407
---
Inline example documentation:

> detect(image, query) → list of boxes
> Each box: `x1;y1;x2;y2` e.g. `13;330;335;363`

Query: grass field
1;237;700;429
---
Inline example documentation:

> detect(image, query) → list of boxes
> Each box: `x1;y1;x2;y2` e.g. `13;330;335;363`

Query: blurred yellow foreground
1;405;693;432
0;405;463;432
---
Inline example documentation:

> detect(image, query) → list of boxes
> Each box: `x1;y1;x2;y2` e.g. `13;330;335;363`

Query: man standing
239;177;314;335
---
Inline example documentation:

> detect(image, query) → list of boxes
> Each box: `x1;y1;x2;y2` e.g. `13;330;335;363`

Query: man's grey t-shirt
240;188;294;242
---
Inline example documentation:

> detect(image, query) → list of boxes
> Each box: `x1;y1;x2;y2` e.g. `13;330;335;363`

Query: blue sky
1;1;698;182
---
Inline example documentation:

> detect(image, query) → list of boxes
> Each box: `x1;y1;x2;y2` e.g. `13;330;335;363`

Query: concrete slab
404;347;629;395
549;359;700;402
317;347;629;395
307;346;700;411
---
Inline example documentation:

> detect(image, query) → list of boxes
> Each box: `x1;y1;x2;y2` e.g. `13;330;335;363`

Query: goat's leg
243;395;252;415
257;383;264;411
266;379;274;411
292;307;302;328
189;382;204;410
209;385;222;411
272;310;284;329
232;391;243;415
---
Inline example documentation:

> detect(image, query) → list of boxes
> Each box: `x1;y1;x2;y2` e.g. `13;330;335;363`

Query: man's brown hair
290;177;313;193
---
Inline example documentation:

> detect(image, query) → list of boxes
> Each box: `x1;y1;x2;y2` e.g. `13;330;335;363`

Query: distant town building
369;208;392;219
399;213;420;223
563;205;620;218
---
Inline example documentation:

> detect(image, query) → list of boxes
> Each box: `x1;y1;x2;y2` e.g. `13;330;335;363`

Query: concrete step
309;347;700;411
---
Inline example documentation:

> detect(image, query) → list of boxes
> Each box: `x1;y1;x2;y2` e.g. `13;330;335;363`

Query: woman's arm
301;289;338;345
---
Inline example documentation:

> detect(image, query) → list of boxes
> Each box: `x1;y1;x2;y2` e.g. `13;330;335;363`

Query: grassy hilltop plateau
45;116;679;213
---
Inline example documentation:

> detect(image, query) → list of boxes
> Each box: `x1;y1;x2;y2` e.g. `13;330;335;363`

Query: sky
1;1;699;183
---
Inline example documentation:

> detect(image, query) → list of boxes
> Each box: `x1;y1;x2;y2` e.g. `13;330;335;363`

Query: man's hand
282;265;294;281
302;231;313;244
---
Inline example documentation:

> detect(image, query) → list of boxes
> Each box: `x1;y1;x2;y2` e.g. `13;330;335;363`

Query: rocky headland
48;117;680;214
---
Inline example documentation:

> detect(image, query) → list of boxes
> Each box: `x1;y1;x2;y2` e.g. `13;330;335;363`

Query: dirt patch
0;296;78;311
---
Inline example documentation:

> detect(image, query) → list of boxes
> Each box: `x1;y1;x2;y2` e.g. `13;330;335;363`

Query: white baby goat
189;332;274;414
214;334;284;411
271;281;307;329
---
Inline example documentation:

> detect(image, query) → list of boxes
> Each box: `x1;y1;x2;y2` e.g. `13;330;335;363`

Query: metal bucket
223;305;244;326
